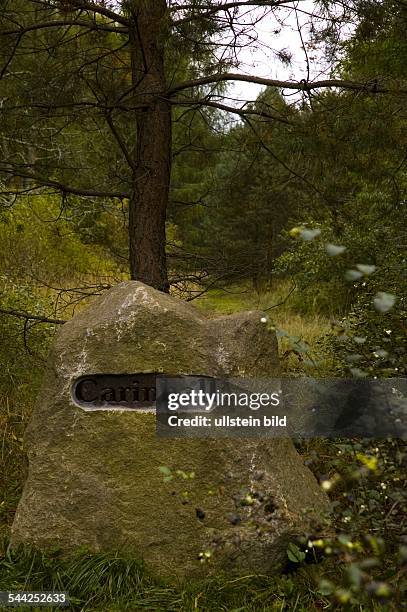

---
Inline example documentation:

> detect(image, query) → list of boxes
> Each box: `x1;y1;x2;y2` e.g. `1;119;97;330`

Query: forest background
0;1;406;609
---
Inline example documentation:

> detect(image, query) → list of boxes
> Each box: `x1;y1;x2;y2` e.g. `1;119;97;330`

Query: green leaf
287;542;306;563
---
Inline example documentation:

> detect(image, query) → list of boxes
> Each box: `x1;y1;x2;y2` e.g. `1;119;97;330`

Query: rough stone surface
11;281;330;579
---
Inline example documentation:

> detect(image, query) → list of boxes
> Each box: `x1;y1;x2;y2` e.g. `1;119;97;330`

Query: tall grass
195;282;335;375
0;543;337;611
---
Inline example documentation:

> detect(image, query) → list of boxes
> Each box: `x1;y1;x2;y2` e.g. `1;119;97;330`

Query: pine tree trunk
128;1;171;292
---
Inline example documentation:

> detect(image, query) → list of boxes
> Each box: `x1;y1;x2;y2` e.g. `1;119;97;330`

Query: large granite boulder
11;281;329;579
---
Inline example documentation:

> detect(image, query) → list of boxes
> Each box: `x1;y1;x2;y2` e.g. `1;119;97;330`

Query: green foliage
174;93;299;289
0;278;52;387
333;268;406;378
278;186;406;375
0;277;51;536
296;438;406;609
0;193;122;540
0;195;118;283
276;226;354;316
286;542;306;563
340;0;407;81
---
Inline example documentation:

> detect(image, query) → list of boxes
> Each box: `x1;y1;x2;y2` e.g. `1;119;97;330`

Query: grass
0;543;377;611
0;393;32;542
0;545;329;611
195;282;334;376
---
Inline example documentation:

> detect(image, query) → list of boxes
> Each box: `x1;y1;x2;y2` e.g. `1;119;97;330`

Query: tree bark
128;0;171;292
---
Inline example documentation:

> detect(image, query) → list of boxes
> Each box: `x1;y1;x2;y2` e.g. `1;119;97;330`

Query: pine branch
172;1;289;25
0;164;129;199
168;73;406;96
1;20;128;36
56;0;130;26
170;97;291;124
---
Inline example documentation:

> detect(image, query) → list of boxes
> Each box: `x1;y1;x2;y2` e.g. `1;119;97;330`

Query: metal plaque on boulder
72;373;157;410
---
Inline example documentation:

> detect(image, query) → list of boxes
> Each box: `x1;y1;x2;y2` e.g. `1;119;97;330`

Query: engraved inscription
72;374;157;409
